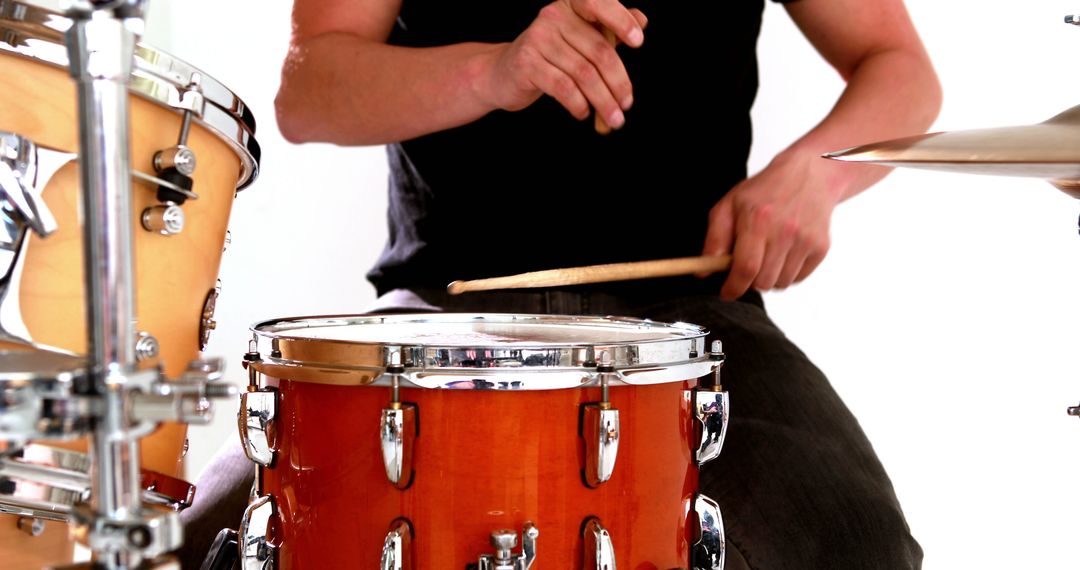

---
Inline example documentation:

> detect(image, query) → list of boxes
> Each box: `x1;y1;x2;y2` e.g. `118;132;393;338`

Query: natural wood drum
0;5;258;565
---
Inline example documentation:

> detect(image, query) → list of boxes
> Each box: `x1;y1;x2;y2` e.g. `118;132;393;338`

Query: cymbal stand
1061;14;1080;424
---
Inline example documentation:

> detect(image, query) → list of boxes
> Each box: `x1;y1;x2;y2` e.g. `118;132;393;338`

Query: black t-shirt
369;0;793;295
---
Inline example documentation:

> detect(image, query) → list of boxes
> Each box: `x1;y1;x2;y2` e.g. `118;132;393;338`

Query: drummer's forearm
276;34;505;145
775;0;942;203
780;47;942;203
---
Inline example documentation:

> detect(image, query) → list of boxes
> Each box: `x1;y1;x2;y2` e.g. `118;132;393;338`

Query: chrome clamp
70;503;183;561
476;523;539;570
129;358;235;425
0;349;94;451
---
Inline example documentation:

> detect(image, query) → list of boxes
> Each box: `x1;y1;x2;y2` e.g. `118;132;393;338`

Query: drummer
183;0;941;567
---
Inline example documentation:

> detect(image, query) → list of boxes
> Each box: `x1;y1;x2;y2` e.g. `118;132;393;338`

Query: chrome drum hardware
692;494;725;570
240;494;277;570
380;518;413;570
0;133;76;343
0;444;196;521
199;284;221;351
581;403;619;488
0;349;92;450
693;389;729;467
379;354;417;489
239;388;277;467
380;403;417;489
694;342;729;466
581;354;620;488
582;517;616;570
140;203;185;235
476;523;539;570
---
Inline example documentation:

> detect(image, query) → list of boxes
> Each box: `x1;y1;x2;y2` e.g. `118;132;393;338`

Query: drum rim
0;0;261;190
248;313;716;389
251;312;709;345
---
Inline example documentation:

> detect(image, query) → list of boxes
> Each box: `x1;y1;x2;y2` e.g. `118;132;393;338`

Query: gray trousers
178;287;922;569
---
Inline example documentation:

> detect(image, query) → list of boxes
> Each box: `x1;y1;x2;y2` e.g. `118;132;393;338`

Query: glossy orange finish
261;377;699;569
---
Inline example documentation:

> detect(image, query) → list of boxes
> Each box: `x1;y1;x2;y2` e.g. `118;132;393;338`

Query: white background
138;1;1080;567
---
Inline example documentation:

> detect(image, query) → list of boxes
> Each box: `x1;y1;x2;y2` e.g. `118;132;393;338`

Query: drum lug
582;354;620;488
380;403;417;489
380;353;417;489
239;388;278;467
692;493;726;570
693;389;729;467
16;515;45;537
581;404;620;487
240;494;277;570
476;523;539;570
694;341;729;466
581;517;616;570
380;518;413;570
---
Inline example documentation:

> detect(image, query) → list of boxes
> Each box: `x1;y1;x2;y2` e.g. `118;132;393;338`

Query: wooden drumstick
447;255;732;295
594;27;618;135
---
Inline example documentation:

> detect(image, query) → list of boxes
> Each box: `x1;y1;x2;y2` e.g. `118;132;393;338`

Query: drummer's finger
566;0;644;47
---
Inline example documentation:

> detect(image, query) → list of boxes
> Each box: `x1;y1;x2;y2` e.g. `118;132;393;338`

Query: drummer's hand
478;0;647;129
702;151;843;301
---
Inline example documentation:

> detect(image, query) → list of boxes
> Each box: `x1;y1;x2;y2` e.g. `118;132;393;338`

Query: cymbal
824;104;1080;194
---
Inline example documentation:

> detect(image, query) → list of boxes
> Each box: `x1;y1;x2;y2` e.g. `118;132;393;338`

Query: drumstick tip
446;280;466;295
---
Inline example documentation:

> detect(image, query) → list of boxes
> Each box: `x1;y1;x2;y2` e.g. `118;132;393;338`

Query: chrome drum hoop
0;0;261;189
249;313;717;390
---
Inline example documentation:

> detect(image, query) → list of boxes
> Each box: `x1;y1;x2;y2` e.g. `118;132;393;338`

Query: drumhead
0;0;260;189
250;314;717;389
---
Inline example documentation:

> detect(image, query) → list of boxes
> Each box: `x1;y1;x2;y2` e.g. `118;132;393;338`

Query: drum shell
0;35;242;569
0;46;240;476
261;376;700;569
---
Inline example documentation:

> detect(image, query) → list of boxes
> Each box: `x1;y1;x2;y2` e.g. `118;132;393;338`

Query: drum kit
1;0;1079;569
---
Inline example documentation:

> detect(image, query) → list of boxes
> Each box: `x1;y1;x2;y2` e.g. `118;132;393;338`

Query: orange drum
0;0;259;566
237;314;729;569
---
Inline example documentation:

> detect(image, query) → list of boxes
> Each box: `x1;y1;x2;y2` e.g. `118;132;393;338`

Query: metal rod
65;6;146;568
